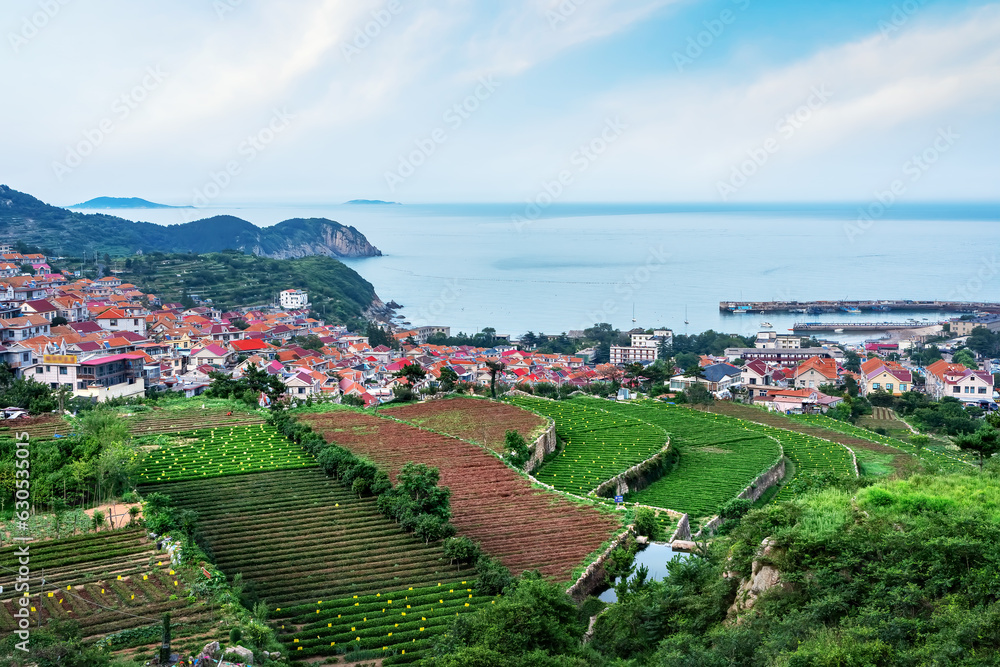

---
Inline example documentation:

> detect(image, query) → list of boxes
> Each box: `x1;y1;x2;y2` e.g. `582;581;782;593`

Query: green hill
125;251;384;322
0;185;381;259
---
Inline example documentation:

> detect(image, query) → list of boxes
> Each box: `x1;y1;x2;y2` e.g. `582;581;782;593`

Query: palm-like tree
485;360;506;398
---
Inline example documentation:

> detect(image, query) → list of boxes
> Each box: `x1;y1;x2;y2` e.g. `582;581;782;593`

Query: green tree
393;361;427;386
439;367;459;392
952;348;978;369
687;383;713;409
485;360;505;399
955;424;1000;469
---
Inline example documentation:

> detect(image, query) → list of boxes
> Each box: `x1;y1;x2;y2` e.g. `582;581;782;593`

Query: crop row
301;410;621;582
275;581;495;662
0;529;224;653
508;396;668;493
385;397;547;453
137;423;314;482
793;414;975;472
142;469;470;607
583;400;783;516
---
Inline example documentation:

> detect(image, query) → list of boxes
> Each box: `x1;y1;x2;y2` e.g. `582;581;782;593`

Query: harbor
791;321;944;333
720;299;1000;314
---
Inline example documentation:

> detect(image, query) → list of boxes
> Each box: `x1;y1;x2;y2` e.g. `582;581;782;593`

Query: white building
280;289;309;310
610;345;657;365
754;331;802;349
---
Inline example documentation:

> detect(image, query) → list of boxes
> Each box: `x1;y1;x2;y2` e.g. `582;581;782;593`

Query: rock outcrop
728;538;788;618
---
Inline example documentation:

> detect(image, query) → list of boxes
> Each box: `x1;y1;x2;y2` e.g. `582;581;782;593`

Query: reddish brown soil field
384;397;547;453
302;411;620;582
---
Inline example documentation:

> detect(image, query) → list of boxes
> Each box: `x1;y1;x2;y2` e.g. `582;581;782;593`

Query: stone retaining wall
737;459;786;503
589;439;672;498
669;513;691;542
566;526;635;602
524;419;557;474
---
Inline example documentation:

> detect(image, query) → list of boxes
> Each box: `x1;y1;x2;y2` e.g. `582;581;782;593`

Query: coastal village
0;246;995;413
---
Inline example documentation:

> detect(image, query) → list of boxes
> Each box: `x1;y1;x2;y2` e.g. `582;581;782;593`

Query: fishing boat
760;321;773;328
841;306;862;314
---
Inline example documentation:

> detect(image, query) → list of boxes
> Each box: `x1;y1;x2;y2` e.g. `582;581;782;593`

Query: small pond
598;542;691;603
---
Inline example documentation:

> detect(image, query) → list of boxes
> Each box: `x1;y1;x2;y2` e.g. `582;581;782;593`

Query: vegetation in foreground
425;470;1000;666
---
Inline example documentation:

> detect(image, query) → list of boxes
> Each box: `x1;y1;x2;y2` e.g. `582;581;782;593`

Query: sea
85;202;1000;342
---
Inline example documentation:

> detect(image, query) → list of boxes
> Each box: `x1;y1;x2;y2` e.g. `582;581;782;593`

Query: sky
3;0;999;206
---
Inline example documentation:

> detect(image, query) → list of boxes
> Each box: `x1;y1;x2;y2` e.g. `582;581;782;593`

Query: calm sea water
85;202;1000;339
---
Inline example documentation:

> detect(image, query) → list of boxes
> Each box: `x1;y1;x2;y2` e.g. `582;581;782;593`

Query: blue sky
3;0;998;205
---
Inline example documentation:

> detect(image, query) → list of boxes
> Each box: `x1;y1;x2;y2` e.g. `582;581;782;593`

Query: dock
720;300;1000;314
791;322;942;332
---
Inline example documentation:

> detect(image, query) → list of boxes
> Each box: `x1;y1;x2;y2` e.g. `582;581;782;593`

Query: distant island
344;199;401;206
69;196;192;209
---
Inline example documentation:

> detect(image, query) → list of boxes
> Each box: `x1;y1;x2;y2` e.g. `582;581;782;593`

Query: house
792;356;840;389
30;353;81;390
741;359;788;398
950;314;1000;337
49;295;89;322
725;347;844;363
0;314;51;342
610;345;657;365
19;299;58;322
279;289;309;310
95;308;148;335
754;388;844;414
284;370;326;397
860;358;912;396
669;363;742;394
754;331;802;349
189;343;234;368
924;359;995;403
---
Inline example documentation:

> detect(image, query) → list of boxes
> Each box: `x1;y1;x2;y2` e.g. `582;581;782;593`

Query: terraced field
127;407;264;436
794;413;975;471
705;401;972;473
302;410;621;582
142;468;481;664
278;581;495;662
0;414;69;440
137;423;314;483
507;396;668;494
385;397;547;453
582;401;784;517
0;529;224;660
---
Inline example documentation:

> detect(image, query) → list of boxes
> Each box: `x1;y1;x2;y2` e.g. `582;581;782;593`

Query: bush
505;430;532;468
633;507;662;540
719;498;753;522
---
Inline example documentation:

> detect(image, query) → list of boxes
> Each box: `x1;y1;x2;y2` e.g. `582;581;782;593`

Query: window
110;319;117;326
749;378;757;385
59;366;67;375
885;383;893;392
873;383;880;390
35;366;42;374
953;386;961;393
980;387;988;394
900;384;906;391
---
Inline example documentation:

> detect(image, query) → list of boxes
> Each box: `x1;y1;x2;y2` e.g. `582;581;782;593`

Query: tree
687;383;713;409
393;361;427;386
952;348;978;369
19;263;34;274
595;364;624;388
51;315;68;326
955;424;1000;469
684;364;707;380
485;360;506;399
160;613;172;664
623;362;645;389
443;536;481;570
909;434;929;455
504;430;531;468
439;367;459;392
843;350;862;373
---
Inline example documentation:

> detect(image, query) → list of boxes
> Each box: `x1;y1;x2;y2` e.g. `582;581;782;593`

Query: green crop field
793;414;976;471
277;581;496;662
581;400;784;518
137;423;314;482
141;468;481;664
508;396;667;494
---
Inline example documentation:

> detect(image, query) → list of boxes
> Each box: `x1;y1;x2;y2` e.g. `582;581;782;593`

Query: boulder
201;641;221;659
728;538;786;618
224;646;255;663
